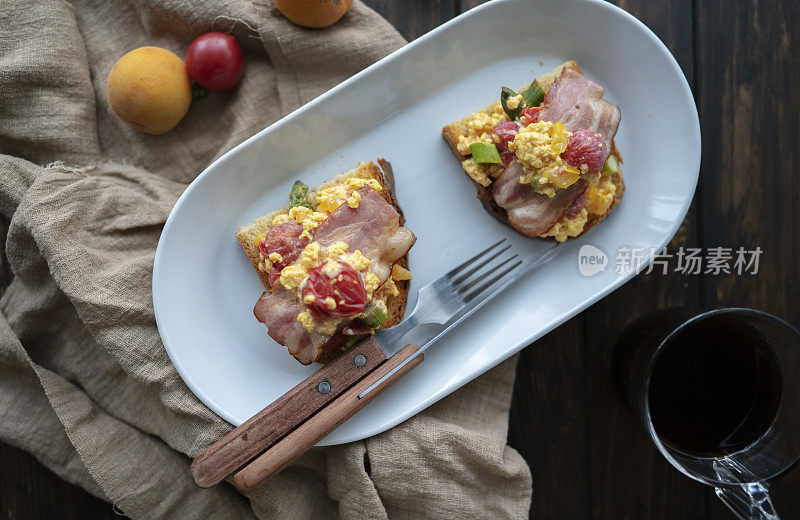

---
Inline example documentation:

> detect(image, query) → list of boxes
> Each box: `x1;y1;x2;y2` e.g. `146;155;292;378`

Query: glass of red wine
613;308;800;520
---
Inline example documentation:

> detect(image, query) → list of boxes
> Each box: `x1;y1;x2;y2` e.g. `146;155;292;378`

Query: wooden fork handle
233;344;423;493
191;337;388;488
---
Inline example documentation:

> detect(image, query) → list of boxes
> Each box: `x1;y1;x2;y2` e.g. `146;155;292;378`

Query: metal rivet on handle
318;381;331;394
354;354;367;367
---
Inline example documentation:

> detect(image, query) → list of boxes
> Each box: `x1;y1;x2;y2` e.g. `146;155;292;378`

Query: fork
191;238;558;492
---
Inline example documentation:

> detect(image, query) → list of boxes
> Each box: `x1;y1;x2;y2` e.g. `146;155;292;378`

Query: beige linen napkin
0;1;532;518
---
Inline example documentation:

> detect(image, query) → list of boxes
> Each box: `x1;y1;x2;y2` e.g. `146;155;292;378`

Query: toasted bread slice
236;160;410;335
442;61;624;240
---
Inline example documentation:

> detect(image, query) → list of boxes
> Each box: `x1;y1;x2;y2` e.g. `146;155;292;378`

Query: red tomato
491;120;520;153
521;106;542;125
562;128;608;172
301;261;367;318
185;32;244;92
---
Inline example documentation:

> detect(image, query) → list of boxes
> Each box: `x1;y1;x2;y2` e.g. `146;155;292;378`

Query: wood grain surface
191;338;388;488
233;344;422;493
2;0;799;518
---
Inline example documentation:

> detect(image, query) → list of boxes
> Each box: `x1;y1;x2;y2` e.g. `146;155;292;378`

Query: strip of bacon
564;186;589;218
492;159;589;236
538;69;604;121
539;69;620;156
254;186;415;364
254;287;326;365
258;221;309;286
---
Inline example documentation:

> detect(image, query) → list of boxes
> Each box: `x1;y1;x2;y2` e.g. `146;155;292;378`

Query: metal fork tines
363;238;558;398
374;239;523;346
447;239;522;302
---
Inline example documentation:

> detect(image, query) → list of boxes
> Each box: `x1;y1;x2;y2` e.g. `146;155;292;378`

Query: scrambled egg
347;190;362;208
454;108;509;186
509;121;580;197
314;177;382;212
296;310;323;334
376;278;400;298
364;272;381;294
538;175;617;241
325;241;347;259
465;110;507;137
455;108;507;155
505;94;523;110
540;208;589;242
461;157;492;187
348;249;371;271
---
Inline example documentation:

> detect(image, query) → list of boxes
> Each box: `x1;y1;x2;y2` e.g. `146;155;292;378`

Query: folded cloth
0;1;532;518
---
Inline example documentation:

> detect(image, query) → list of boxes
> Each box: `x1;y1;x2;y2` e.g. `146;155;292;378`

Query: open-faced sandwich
236;160;415;365
442;61;623;242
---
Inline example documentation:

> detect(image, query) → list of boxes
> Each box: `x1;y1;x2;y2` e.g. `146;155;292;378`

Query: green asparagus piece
289;180;312;209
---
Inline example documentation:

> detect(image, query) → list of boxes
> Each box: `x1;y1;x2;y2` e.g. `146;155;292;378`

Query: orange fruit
107;47;192;134
273;0;354;29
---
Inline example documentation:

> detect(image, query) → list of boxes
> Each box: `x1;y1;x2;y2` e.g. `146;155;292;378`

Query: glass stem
715;482;779;520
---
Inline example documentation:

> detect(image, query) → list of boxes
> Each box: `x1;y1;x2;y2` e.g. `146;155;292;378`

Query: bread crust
441;61;624;240
235;160;412;362
236;224;273;289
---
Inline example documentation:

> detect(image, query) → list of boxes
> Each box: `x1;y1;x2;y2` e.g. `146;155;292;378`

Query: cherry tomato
185;32;244;92
562;128;608;172
491;120;520;153
301;261;367;318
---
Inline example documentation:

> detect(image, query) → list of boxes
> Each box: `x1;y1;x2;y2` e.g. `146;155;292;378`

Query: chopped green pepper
500;86;525;120
601;155;620;176
360;304;388;329
521;80;546;107
289;180;312;209
469;142;502;164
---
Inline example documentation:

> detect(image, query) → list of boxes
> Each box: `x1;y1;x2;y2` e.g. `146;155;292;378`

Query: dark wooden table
2;1;799;518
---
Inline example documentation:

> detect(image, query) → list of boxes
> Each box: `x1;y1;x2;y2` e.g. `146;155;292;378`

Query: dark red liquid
648;315;782;457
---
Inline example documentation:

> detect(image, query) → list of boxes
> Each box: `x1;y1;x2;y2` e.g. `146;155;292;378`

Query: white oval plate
153;0;700;445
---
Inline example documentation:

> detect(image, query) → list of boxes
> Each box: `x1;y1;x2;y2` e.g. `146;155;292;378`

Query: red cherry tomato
301;261;367;318
185;32;244;92
562;128;608;172
491;120;520;153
